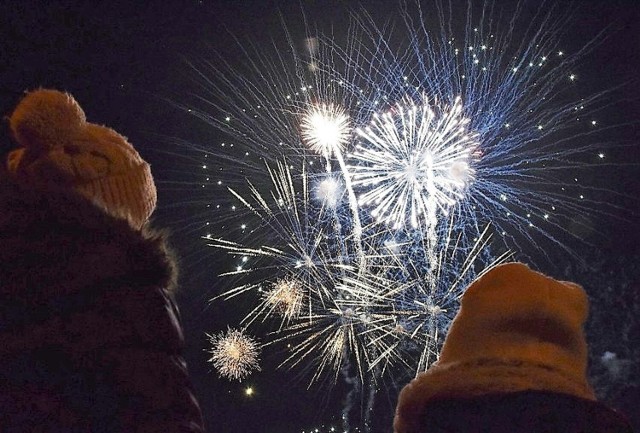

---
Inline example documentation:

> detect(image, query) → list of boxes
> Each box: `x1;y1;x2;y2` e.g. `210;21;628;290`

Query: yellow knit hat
394;262;596;433
6;89;156;229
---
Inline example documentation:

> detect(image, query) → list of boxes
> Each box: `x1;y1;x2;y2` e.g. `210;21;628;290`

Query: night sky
1;1;639;432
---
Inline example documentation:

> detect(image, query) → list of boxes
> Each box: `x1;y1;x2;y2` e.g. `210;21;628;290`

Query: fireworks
207;328;261;381
183;0;614;263
351;95;479;229
179;0;617;401
207;161;506;383
315;177;343;208
301;104;351;160
263;278;305;323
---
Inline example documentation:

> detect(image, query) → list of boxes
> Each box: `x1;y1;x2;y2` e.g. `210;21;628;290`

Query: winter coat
0;168;205;432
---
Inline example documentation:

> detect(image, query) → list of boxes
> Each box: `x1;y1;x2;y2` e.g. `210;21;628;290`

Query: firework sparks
206;161;506;385
315;177;343;208
207;328;261;381
264;278;305;322
351;95;479;229
301;104;351;160
300;103;365;263
182;0;616;266
271;266;408;384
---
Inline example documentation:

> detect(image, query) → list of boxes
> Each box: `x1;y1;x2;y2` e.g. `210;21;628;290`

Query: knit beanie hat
394;262;597;433
6;89;156;229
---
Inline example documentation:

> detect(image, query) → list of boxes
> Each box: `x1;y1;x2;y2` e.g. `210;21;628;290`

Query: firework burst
263;278;305;323
324;1;617;262
207;328;261;381
301;104;351;161
351;95;479;229
181;0;617;264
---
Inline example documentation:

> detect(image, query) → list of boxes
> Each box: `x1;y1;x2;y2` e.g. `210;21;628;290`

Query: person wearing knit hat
394;262;633;433
0;89;205;432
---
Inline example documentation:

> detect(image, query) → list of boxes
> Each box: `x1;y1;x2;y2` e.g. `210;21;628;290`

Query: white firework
314;177;343;208
301;103;351;160
264;278;305;322
300;103;365;259
207;328;261;381
350;96;479;230
206;160;506;385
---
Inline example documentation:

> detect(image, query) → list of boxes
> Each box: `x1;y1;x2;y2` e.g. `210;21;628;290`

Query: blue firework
317;1;616;262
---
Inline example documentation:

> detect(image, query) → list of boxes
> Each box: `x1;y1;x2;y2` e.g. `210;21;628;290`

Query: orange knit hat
394;262;596;433
6;89;156;229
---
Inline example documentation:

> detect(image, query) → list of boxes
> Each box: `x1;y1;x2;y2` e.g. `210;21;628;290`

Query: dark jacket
0;169;205;432
395;389;634;433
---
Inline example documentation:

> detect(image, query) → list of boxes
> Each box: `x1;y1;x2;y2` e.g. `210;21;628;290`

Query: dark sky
1;1;639;432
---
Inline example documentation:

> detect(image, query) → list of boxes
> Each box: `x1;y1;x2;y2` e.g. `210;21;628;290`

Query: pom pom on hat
9;89;86;154
7;89;156;229
394;262;596;433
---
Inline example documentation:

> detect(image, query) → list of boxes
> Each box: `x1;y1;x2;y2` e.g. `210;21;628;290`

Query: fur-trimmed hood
0;167;177;302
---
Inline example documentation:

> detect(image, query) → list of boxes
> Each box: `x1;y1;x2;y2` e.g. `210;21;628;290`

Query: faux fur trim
0;169;178;301
394;358;596;433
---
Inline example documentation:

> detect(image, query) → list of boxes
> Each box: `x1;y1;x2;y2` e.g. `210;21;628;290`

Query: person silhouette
0;89;205;432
